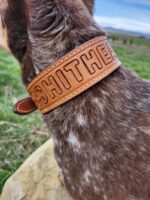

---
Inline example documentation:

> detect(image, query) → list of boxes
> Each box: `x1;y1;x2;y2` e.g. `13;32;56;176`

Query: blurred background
0;0;150;193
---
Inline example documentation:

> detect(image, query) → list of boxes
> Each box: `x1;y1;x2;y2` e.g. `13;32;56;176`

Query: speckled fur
0;0;150;199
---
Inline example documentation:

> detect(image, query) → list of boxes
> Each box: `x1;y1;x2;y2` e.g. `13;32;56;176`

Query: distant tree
123;39;127;45
130;39;133;45
111;36;116;42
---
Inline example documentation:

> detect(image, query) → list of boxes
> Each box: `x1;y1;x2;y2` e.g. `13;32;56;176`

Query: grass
0;33;150;193
0;51;48;193
111;33;150;79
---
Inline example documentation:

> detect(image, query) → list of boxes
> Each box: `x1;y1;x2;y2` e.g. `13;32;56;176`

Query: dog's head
0;0;101;85
0;0;95;59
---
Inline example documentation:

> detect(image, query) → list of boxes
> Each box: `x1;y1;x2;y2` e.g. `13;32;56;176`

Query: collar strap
14;36;121;115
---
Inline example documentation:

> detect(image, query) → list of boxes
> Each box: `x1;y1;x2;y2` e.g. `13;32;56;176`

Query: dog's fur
0;0;150;200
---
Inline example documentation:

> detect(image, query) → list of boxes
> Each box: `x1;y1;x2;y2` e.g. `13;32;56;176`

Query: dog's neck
22;0;104;85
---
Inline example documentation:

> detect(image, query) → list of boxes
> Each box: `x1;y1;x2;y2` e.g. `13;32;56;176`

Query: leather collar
14;36;121;115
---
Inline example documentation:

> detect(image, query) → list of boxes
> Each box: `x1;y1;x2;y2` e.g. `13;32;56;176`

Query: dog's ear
82;0;95;15
2;0;28;62
1;0;35;84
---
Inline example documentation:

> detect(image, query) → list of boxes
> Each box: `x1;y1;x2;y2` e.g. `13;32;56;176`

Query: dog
0;0;150;200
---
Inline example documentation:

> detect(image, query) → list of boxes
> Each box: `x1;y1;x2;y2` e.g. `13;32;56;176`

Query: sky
94;0;150;35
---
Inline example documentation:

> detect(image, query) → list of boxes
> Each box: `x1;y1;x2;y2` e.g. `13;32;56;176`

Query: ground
0;33;150;193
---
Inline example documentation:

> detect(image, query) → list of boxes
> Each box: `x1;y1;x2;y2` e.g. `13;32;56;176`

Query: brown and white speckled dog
0;0;150;199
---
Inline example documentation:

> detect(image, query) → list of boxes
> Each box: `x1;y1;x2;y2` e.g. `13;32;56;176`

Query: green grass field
0;34;150;193
0;51;47;192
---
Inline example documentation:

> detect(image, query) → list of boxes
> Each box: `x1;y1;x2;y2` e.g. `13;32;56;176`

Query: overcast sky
94;0;150;34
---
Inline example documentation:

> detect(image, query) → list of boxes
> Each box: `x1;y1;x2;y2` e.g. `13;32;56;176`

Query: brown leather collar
14;36;121;115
